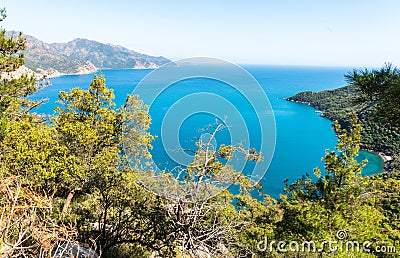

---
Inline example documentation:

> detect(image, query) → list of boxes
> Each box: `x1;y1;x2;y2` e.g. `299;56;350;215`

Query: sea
29;65;384;198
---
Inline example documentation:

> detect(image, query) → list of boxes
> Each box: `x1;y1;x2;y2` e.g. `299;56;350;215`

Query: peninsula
287;85;400;171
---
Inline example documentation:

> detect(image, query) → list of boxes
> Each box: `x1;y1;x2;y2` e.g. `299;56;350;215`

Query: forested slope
287;85;400;170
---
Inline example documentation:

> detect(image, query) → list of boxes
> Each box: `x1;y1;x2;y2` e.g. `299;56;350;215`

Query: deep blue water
29;65;384;198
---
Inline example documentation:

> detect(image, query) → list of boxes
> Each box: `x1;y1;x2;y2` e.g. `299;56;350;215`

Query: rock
51;242;99;258
36;67;64;78
0;65;36;80
75;61;97;75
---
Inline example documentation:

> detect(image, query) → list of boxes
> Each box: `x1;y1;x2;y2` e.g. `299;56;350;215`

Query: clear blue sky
2;0;400;67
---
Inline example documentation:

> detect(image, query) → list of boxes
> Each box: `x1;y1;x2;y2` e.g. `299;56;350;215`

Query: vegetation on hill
1;9;399;258
287;72;400;171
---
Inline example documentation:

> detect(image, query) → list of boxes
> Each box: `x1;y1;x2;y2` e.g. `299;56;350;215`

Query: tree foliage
345;63;400;126
280;114;398;257
0;9;37;137
0;9;399;256
0;10;77;256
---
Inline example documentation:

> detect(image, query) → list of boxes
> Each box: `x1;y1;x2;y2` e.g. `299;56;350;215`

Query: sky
2;0;400;67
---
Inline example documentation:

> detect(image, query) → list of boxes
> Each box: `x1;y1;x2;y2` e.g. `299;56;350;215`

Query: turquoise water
29;65;383;197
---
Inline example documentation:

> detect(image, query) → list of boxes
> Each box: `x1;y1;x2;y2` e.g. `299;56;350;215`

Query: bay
29;65;384;198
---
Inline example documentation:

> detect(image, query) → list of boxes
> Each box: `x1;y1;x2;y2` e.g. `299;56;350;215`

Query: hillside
22;34;170;77
287;85;400;171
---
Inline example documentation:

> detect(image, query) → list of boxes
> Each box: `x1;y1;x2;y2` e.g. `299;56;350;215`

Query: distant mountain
22;34;170;77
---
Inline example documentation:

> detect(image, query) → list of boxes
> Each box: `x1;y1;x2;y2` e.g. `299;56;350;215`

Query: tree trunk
62;189;76;216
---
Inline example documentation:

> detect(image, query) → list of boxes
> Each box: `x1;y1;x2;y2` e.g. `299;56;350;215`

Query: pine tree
0;9;76;256
345;63;400;126
279;114;394;257
0;7;37;138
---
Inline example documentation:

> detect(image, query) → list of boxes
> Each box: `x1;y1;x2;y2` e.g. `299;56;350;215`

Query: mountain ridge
19;33;170;77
